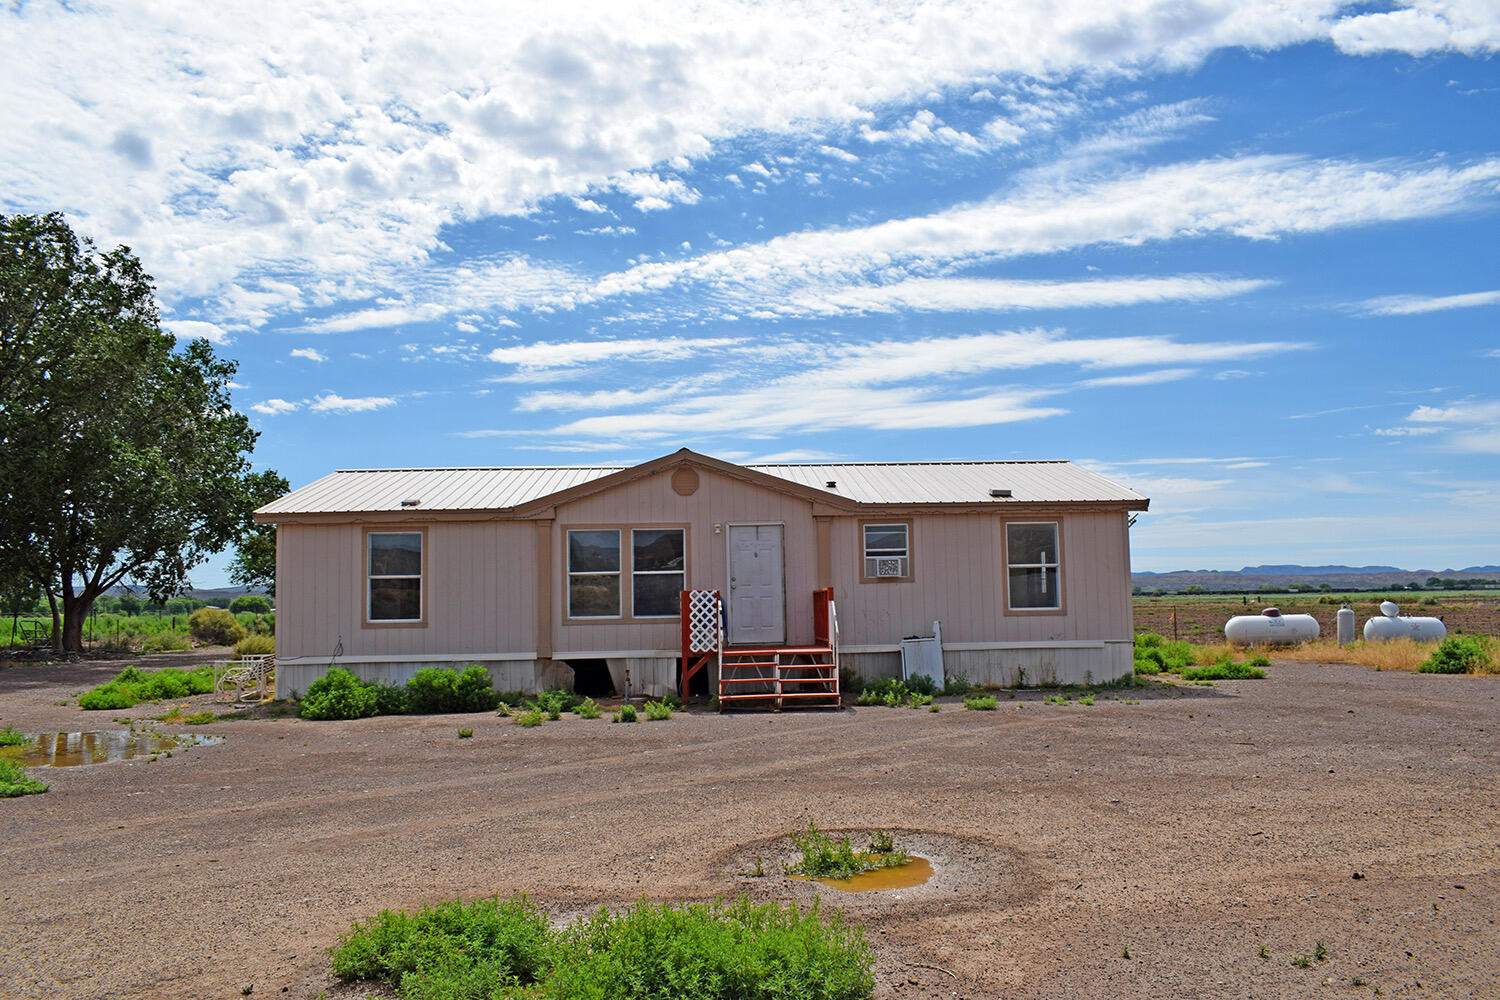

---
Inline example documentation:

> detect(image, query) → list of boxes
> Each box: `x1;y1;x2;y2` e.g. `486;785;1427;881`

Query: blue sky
3;1;1498;586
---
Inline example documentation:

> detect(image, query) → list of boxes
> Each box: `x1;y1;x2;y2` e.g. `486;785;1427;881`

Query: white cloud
488;336;743;371
1360;288;1500;316
1408;401;1500;423
163;319;231;344
309;393;396;413
1078;368;1197;388
250;398;300;415
1331;2;1500;56
290;347;328;362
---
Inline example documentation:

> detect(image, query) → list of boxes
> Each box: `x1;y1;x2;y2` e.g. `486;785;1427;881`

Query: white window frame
567;529;622;619
1005;521;1063;612
860;521;912;582
366;530;424;624
630;528;686;618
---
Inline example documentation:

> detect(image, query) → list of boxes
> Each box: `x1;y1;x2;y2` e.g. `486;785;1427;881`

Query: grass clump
332;893;874;1000
530;688;582;716
0;757;48;797
1180;660;1268;681
612;704;639;724
963;694;998;711
1133;633;1197;676
515;709;544;728
79;665;216;710
1419;635;1496;675
182;710;216;725
457;727;474;739
643;699;673;721
785;821;909;880
573;697;601;719
552;897;873;1000
855;677;908;707
0;725;28;747
942;674;971;696
233;634;275;657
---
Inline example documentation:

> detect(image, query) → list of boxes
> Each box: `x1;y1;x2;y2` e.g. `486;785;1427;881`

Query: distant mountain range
1133;565;1500;592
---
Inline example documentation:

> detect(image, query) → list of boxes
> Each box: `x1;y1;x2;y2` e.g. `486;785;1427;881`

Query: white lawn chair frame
214;655;275;702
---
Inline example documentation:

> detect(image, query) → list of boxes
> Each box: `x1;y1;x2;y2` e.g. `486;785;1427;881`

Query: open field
1134;593;1500;645
1;651;1497;999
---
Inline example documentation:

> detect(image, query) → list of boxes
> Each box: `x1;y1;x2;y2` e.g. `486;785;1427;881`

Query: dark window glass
369;533;422;576
633;572;684;617
1008;567;1060;610
369;578;422;621
568;530;620;572
569;575;621;618
1006;523;1057;566
632;529;684;571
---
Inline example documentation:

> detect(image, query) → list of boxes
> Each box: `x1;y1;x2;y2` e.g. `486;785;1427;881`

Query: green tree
229;594;271;614
0;213;279;653
229;469;289;595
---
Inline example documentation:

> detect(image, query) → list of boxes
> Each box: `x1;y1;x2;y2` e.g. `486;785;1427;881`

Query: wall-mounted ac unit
874;557;906;578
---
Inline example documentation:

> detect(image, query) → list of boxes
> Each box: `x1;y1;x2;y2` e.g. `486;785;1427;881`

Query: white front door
727;524;785;645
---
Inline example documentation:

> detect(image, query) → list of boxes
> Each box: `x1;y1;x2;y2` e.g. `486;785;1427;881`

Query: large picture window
1005;522;1061;611
632;529;685;617
568;529;622;618
367;531;423;622
861;521;912;582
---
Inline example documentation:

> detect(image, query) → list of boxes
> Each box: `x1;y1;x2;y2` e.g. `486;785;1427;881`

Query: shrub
406;665;500;714
188;607;247;646
613;704;638;723
229;594;272;615
331;895;873;1000
457;727;474;739
330;896;552;991
855;677;908;706
515;708;544;728
0;758;48;797
839;666;865;696
77;665;216;710
373;683;410;716
643;700;673;721
942;673;972;696
906;692;933;708
1419;635;1493;675
785;820;909;880
574;697;602;719
233;634;275;657
300;668;380;720
551;897;874;1000
531;688;582;716
1180;660;1268;681
963;694;998;711
0;725;28;746
904;673;938;697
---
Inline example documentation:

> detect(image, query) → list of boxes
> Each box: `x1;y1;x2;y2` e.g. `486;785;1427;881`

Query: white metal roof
257;455;1145;517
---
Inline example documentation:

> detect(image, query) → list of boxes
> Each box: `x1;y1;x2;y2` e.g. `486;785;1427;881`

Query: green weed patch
78;665;216;710
331;894;873;1000
0;758;48;797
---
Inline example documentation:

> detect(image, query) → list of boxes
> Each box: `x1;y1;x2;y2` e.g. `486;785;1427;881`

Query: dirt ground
1;651;1497;1000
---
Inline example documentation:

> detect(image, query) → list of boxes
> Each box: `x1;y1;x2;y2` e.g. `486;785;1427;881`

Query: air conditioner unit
874;558;906;578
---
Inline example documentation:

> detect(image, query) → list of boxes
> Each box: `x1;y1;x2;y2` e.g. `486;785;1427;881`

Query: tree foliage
229;469;288;595
0;212;276;652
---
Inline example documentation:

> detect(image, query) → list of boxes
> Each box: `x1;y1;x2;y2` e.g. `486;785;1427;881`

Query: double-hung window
861;522;912;582
631;529;685;617
567;529;622;618
1005;522;1061;611
367;531;424;622
567;527;687;619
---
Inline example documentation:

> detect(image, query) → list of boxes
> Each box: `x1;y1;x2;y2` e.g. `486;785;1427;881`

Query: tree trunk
61;590;96;654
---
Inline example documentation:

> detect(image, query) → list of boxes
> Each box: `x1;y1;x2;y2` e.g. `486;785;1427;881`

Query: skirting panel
277;658;539;699
840;643;1132;688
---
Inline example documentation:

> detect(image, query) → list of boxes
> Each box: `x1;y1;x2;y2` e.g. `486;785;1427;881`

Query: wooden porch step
725;645;832;657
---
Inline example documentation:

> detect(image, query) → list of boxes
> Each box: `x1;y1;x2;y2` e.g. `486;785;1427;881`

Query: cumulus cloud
250;398;300;415
290;347;328;362
309;393;397;413
163;319;231;344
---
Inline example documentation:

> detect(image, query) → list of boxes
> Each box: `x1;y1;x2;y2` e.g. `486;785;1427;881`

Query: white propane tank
1337;604;1356;645
1224;607;1320;644
1362;602;1448;643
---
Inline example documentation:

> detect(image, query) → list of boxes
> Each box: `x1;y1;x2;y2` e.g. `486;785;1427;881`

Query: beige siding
552;467;822;653
276;521;538;664
830;510;1132;648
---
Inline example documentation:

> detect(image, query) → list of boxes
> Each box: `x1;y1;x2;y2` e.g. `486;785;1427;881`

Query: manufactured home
255;449;1149;703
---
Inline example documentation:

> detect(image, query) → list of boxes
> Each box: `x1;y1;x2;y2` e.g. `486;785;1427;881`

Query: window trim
630;527;687;619
563;523;690;624
1002;520;1066;615
363;526;428;628
566;528;624;620
858;519;914;583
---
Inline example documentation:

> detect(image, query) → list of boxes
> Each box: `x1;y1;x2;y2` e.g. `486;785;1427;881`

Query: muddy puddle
795;856;935;893
0;730;221;768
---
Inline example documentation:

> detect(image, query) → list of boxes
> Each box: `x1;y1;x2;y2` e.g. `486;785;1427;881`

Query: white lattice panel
686;590;723;653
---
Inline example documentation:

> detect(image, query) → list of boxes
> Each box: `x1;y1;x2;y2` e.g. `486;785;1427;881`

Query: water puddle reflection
0;730;221;767
809;856;934;892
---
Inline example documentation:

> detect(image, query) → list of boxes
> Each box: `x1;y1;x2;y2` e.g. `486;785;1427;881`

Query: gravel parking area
1;654;1496;999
